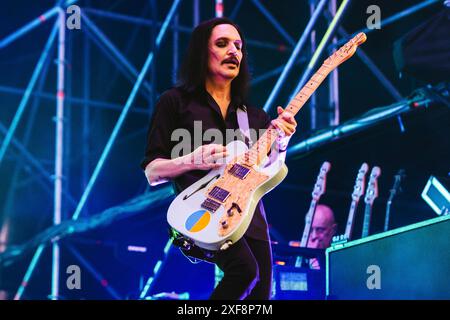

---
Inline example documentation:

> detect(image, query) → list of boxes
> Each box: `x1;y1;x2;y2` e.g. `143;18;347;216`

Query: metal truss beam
0;121;78;207
0;1;77;49
229;0;243;20
84;7;294;52
263;0;329;112
0;85;149;115
323;11;403;101
1;35;54;251
51;9;66;300
14;0;182;300
65;243;122;299
81;12;154;99
251;59;306;86
330;0;440;49
251;0;295;46
287;95;432;157
0;21;58;165
289;0;351;103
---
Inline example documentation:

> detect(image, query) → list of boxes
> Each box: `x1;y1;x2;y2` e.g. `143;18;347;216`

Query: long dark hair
177;17;250;102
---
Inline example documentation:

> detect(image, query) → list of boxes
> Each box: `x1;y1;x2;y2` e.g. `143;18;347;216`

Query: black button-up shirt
141;87;272;241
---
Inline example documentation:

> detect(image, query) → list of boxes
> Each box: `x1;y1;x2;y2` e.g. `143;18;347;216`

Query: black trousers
209;236;273;300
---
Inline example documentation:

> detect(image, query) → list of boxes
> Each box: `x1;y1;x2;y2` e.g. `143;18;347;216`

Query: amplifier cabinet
326;215;450;299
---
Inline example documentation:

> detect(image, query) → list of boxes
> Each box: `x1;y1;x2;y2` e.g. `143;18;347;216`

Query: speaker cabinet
326;215;450;299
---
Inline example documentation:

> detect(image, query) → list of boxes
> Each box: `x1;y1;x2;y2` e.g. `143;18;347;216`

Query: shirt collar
203;88;243;116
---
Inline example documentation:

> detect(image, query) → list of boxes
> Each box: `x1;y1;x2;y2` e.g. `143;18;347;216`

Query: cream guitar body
167;140;287;251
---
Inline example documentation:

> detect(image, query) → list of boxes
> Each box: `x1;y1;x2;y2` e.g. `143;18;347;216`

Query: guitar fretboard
239;65;332;166
301;200;318;247
344;200;358;240
362;204;372;238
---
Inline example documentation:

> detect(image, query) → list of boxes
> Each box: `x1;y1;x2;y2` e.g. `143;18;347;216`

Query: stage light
421;176;450;215
127;245;147;253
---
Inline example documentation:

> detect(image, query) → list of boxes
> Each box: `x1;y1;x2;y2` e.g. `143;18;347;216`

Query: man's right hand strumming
189;144;228;170
145;144;228;186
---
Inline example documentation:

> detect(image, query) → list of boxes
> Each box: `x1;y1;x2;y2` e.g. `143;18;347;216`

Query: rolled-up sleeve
140;90;179;170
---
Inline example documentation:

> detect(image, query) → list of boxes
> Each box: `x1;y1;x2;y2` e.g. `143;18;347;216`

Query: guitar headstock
324;32;367;69
352;163;369;201
364;166;381;205
312;161;331;201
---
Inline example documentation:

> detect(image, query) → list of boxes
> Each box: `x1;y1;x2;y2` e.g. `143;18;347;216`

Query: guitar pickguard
205;163;269;237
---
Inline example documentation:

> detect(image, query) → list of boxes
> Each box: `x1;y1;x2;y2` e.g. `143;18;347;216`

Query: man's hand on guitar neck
271;106;297;137
271;106;297;152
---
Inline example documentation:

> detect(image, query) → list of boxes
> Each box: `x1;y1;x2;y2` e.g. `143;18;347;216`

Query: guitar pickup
208;186;230;202
201;198;221;212
229;164;250;179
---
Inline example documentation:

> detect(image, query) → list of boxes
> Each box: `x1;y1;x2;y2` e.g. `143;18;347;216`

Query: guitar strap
236;105;254;148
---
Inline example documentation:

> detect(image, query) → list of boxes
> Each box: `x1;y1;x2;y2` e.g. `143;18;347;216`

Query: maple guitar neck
240;65;333;167
240;32;367;167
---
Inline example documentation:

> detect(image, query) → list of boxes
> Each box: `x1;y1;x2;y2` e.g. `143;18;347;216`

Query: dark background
0;0;448;299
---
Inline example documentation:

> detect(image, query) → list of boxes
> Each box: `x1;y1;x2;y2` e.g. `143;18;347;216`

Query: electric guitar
384;169;405;231
167;33;367;251
362;166;381;238
300;162;331;248
332;163;369;245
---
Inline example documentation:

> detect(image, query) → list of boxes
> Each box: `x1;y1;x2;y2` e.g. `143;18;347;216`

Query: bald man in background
306;204;337;270
307;204;337;249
